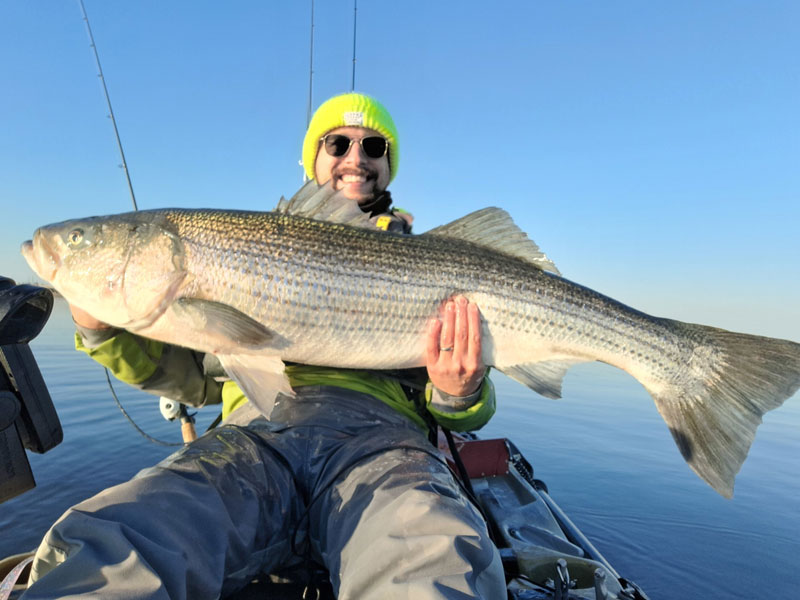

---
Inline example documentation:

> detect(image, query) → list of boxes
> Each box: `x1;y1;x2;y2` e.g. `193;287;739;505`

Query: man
23;93;505;599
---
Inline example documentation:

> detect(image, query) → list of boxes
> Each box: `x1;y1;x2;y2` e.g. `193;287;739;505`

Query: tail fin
649;322;800;498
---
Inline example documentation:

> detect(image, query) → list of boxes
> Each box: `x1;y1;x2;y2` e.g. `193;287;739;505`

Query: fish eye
66;229;84;246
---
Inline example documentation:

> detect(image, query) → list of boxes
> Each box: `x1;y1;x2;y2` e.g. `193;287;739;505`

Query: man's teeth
341;174;367;183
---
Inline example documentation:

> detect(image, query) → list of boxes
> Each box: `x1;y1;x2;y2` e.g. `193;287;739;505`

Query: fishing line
104;369;182;447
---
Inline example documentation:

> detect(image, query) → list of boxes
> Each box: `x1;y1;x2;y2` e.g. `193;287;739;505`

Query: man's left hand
426;296;486;397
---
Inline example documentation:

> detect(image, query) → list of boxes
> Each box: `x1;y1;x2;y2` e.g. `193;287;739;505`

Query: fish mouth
20;230;61;282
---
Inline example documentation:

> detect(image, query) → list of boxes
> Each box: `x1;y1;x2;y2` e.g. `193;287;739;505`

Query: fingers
441;298;456;352
467;300;482;362
426;298;456;363
69;303;111;330
458;298;485;385
426;316;443;362
426;295;486;396
452;296;468;358
437;296;479;356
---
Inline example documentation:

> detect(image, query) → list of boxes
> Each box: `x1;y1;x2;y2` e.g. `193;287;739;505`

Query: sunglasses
321;134;388;159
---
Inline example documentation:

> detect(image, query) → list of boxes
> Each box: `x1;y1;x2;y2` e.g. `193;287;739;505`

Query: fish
21;182;800;498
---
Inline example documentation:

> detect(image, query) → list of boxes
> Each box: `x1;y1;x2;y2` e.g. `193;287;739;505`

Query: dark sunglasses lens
362;137;387;158
324;135;351;157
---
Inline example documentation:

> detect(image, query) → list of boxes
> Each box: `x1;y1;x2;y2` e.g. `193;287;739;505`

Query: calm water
2;298;799;598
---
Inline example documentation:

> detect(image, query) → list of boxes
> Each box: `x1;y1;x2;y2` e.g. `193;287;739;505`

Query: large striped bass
21;183;800;497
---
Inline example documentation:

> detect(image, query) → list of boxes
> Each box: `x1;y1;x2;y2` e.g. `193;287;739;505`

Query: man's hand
426;296;486;397
69;304;111;331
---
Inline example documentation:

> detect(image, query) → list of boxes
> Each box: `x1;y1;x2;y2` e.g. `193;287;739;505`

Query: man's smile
341;174;368;183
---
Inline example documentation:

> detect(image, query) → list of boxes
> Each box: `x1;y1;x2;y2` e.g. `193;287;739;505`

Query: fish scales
21;184;800;497
162;209;691;378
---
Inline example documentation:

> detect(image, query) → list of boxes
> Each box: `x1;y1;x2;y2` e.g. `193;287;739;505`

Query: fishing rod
303;0;316;183
351;0;358;91
306;0;316;130
78;0;138;212
303;0;358;182
78;1;189;446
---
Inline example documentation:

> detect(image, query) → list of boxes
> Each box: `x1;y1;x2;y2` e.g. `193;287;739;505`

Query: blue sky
2;1;798;341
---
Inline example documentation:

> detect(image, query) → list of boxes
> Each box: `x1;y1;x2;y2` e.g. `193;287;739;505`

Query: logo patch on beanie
343;111;364;126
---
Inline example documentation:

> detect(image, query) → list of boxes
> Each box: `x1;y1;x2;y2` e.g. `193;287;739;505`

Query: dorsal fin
425;207;559;274
273;180;376;229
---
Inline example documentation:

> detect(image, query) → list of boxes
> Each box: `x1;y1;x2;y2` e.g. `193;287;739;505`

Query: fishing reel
0;276;62;504
159;397;198;443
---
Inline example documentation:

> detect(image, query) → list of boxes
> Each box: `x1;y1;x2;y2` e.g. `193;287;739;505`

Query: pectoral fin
170;298;287;352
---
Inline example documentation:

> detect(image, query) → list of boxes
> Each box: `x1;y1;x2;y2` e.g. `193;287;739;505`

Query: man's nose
342;140;367;165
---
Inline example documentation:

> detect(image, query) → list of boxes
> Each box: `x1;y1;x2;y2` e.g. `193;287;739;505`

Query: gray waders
23;387;505;599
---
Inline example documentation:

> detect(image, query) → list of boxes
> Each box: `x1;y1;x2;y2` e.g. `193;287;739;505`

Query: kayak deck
445;434;648;600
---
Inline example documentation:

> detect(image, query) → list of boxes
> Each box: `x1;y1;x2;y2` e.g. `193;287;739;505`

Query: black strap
442;427;477;500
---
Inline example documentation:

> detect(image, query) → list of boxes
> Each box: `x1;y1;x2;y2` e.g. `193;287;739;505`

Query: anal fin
502;359;589;399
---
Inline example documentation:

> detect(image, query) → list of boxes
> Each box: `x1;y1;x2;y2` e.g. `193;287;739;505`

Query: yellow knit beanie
302;93;399;183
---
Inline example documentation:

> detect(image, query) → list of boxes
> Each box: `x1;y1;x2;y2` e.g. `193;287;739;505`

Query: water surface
2;298;799;598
